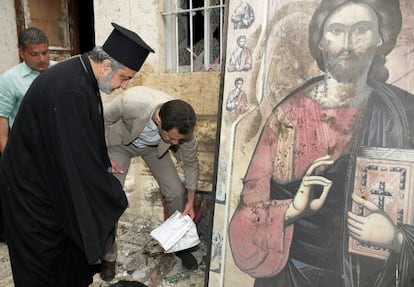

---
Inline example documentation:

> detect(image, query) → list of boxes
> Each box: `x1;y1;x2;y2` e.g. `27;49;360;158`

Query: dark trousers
0;205;3;242
0;153;4;242
0;200;3;241
0;199;4;242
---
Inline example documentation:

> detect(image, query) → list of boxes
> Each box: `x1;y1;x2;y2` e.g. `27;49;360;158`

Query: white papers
150;211;200;253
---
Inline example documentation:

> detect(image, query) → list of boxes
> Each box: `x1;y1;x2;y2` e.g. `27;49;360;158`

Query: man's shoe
100;260;116;281
175;250;198;270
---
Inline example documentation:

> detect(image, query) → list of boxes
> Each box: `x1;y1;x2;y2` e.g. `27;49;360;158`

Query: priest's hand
110;159;124;174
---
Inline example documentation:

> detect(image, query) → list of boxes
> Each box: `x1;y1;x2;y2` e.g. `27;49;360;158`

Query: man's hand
181;189;196;220
285;155;333;224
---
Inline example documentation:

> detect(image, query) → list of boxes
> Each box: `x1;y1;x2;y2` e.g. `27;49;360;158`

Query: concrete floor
0;208;210;287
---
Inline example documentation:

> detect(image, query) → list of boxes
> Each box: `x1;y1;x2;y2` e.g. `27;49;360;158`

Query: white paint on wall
93;0;166;72
0;0;19;73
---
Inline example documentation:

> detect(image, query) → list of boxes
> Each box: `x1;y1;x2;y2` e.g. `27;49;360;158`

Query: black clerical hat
102;23;154;71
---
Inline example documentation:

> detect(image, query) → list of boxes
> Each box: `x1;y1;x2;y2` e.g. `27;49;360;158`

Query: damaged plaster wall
0;0;19;73
93;0;166;74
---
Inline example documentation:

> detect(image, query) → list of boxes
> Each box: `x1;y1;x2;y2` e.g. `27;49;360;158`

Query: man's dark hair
308;0;402;83
159;100;196;135
18;27;49;50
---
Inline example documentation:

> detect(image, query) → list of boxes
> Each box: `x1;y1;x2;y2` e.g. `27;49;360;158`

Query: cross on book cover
349;147;414;260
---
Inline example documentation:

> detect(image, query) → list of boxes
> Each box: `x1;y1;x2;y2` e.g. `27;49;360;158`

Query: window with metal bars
163;0;225;73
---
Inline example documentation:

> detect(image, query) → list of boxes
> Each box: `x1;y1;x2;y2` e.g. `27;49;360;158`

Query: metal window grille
163;0;225;73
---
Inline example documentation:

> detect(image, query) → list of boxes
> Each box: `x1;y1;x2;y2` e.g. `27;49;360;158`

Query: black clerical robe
0;53;127;287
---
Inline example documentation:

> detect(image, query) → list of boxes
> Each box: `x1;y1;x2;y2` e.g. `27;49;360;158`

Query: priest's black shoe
0;224;5;243
108;280;148;287
175;250;198;270
100;260;116;281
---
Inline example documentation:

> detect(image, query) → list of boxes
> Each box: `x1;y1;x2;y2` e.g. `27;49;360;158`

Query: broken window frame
162;0;225;73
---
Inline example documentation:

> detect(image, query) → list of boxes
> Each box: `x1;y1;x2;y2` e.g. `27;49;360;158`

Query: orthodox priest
0;23;154;287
